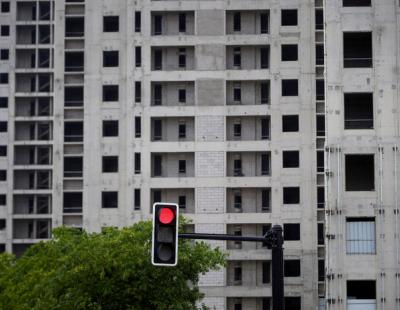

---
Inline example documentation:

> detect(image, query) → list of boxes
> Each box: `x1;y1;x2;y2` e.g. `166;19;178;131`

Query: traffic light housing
152;203;179;266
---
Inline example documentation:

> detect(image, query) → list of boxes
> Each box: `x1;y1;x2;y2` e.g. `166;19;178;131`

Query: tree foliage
0;220;225;310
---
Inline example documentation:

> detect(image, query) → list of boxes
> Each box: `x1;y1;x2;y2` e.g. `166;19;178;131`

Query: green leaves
0;221;226;310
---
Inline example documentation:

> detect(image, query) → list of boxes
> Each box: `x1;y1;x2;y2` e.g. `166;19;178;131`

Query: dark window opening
178;195;186;209
1;2;10;13
102;156;118;173
64;86;83;107
234;159;242;176
63;192;82;213
102;120;118;137
178;160;186;174
64;122;83;142
234;264;242;281
234;85;241;102
284;297;301;310
178;122;186;138
283;150;299;168
316;44;324;65
103;85;119;102
0;219;6;230
153;119;162;140
233;123;241;138
103;16;119;32
179;13;186;33
39;2;51;20
154;83;162;105
262;298;271;310
0;146;6;156
344;93;373;129
316;79;325;100
316;115;325;136
154;49;162;70
0;49;8;60
318;260;325;281
343;32;372;68
262;261;271;283
284;260;301;277
318;223;324;245
347;280;376;299
103;50;119;67
261;117;269;139
343;0;371;7
261;153;270;175
260;13;269;34
153;155;162;176
154;15;162;35
233;12;241;32
281;44;298;61
0;194;5;205
315;9;323;30
345;154;375;191
283;187;300;204
233;47;241;67
282;79;298;96
234;303;242;310
65;52;84;72
0;97;7;108
1;25;10;36
281;9;298;26
134;189;140;210
38;49;50;68
261;82;269;104
260;47;269;69
317;187;325;209
65;17;84;37
317;151;324;173
134;153;141;174
153;190;162;204
179;89;186;103
0;121;7;132
0;170;6;181
135;46;141;67
283;224;300;241
102;191;118;208
178;48;186;68
135;117;141;138
234;191;242;210
262;189;270;211
64;157;83;177
39;25;50;43
135;11;141;32
0;73;8;84
135;81;141;103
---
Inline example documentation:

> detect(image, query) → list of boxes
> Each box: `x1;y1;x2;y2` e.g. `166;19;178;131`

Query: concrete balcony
227;152;271;177
151;152;195;178
151;117;195;142
151;81;195;106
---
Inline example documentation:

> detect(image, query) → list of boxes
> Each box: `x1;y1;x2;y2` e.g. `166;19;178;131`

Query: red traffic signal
152;203;179;266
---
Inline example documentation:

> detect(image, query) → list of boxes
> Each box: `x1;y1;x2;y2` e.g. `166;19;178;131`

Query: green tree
0;220;225;310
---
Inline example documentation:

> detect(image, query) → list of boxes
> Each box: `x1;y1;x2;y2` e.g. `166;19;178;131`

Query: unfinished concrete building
0;0;398;309
324;0;400;309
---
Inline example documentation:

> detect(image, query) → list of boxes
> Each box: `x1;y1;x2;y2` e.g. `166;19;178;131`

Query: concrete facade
325;0;400;309
4;0;399;309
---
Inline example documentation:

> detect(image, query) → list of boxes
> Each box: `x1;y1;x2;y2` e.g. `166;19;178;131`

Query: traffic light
152;203;179;266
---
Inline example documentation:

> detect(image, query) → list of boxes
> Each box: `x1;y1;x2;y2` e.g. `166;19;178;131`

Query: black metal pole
178;233;269;243
271;225;284;310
